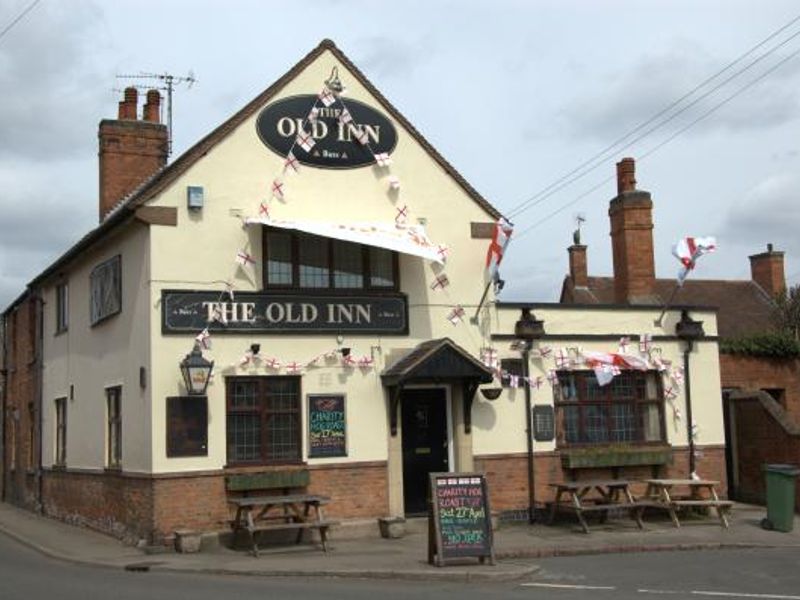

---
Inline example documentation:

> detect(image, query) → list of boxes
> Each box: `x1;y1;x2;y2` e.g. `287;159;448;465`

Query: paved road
2;530;800;600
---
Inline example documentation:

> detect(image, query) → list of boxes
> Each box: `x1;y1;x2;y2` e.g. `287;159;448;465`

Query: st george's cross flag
485;218;514;281
672;236;717;285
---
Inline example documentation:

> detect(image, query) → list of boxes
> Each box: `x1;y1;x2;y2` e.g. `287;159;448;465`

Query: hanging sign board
427;473;495;567
256;94;398;169
308;394;347;458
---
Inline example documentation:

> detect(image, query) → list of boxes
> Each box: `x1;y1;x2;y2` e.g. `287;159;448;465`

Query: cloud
723;172;800;256
354;35;435;80
0;0;109;161
557;47;800;143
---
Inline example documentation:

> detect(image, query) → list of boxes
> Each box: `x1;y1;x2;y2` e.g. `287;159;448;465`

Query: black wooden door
401;388;449;515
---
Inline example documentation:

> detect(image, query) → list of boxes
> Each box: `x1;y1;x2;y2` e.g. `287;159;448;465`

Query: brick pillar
749;244;786;298
609;157;656;304
568;245;588;287
98;88;168;221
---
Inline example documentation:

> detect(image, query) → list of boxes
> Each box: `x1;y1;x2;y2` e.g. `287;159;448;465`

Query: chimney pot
118;87;138;120
616;157;637;195
143;89;161;123
768;243;774;253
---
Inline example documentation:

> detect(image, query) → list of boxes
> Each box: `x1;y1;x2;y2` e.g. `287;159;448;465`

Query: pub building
1;39;726;546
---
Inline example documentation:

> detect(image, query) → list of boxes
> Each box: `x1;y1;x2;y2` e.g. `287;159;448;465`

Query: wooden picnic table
228;493;338;557
548;479;645;534
642;479;733;528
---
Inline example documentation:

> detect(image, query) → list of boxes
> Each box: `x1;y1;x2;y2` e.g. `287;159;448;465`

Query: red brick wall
2;295;40;510
731;399;800;512
720;354;800;420
41;461;389;544
476;445;727;516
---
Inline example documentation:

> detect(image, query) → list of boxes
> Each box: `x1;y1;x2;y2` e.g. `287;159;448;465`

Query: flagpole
654;282;682;327
471;280;493;324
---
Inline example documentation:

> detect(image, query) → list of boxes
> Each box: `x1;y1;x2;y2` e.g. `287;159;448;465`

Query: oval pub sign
256;94;398;169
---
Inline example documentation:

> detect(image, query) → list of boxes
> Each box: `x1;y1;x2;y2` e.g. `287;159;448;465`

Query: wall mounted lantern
180;343;214;396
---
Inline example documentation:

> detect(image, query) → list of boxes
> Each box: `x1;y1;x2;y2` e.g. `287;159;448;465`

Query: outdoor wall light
180;343;214;396
340;347;351;357
250;343;261;356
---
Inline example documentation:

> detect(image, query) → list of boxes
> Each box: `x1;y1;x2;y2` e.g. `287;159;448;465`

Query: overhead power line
506;12;800;221
0;0;41;44
513;43;800;241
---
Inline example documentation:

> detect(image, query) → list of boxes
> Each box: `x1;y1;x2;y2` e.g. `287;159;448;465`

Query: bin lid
764;464;800;475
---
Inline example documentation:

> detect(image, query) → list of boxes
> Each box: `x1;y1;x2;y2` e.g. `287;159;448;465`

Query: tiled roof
561;275;776;339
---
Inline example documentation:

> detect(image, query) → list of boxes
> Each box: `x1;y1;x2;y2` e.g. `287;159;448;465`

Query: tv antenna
115;71;196;155
572;212;586;245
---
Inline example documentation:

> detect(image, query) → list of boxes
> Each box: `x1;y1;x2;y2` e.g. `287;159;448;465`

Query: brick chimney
749;243;786;298
568;244;588;287
98;87;168;221
608;157;657;304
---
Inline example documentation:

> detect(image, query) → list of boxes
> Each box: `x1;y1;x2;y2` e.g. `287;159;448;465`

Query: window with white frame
106;386;122;468
56;283;68;333
90;256;121;326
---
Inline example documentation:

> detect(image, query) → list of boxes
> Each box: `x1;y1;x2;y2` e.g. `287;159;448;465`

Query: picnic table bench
548;479;647;534
642;479;733;528
226;470;339;557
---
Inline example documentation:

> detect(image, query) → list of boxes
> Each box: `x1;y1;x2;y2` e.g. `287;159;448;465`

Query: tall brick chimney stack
568;244;588;287
608;157;657;304
98;87;168;221
749;243;786;299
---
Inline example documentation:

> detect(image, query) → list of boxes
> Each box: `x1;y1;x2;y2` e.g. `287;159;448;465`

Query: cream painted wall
41;224;152;472
143;49;501;473
471;305;725;460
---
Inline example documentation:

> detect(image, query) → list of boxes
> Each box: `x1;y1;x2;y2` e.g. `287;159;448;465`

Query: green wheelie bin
761;464;800;532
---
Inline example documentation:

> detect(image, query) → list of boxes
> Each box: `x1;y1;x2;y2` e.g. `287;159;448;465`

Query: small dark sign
256;94;398;169
533;405;555;442
428;473;495;567
166;396;208;458
161;290;408;335
308;394;347;458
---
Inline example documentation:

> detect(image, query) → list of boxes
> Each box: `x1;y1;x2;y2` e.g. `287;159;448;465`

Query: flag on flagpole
672;236;717;285
485;218;514;281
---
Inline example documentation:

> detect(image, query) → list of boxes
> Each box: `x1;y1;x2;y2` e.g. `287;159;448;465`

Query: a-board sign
308;394;347;458
427;472;495;567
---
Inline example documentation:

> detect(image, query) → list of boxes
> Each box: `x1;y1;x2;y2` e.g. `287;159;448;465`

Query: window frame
55;397;67;467
225;376;303;467
90;255;122;326
55;282;69;334
553;370;666;447
262;228;400;292
106;386;122;469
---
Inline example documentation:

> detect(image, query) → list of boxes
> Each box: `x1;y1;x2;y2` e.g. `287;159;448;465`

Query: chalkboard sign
308;394;347;458
428;473;495;567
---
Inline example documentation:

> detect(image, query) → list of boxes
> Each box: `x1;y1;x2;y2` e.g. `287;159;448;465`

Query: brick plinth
41;461;389;544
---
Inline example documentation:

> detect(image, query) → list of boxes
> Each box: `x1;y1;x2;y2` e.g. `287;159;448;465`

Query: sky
2;0;800;309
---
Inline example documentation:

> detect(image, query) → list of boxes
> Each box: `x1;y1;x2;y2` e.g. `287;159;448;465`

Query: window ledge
560;445;672;469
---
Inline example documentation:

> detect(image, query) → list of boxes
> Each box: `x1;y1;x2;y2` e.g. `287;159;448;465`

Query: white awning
245;217;444;264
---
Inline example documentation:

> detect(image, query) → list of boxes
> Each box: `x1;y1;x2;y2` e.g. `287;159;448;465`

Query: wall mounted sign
256;94;398;169
308;394;347;458
427;472;495;567
161;290;408;335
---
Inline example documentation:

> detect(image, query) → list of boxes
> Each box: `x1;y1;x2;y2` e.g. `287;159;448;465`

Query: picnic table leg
709;487;730;528
246;509;260;557
624;487;645;529
662;488;681;528
549;489;564;524
571;493;591;534
296;502;312;545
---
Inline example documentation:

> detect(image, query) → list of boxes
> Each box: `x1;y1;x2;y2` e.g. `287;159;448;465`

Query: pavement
0;501;799;582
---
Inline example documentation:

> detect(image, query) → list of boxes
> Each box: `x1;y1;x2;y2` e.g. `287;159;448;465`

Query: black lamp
514;307;545;342
180;343;214;396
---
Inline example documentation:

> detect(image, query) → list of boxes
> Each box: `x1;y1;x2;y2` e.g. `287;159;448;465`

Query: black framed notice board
308;394;347;458
427;472;495;567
